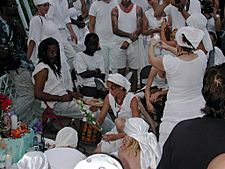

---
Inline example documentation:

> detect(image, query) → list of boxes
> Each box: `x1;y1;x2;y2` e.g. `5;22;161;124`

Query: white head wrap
17;151;49;169
55;127;78;148
186;13;213;52
33;0;50;6
124;118;161;169
107;73;131;92
74;153;123;169
175;26;205;49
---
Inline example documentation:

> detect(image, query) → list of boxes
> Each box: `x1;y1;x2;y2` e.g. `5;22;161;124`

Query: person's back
157;117;225;169
45;147;86;169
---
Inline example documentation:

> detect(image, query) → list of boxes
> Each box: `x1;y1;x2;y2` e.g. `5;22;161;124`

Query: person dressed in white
111;0;144;92
17;151;49;169
32;38;81;118
148;26;207;148
74;153;124;169
27;0;73;90
186;13;213;53
47;0;77;68
154;0;201;30
95;73;140;153
69;0;89;53
118;117;161;169
207;31;225;68
89;0;119;76
44;127;86;169
74;33;106;99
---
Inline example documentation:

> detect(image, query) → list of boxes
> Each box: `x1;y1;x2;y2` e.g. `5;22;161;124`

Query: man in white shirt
154;0;201;30
47;0;77;68
89;0;119;75
111;0;143;92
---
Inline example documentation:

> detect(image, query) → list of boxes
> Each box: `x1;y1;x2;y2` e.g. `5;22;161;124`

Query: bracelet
126;39;132;44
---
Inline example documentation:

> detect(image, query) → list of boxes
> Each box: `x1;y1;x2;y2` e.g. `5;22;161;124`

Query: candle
5;154;12;169
11;114;18;130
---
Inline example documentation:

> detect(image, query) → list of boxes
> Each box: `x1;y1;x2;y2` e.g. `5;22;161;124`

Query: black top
157;116;225;169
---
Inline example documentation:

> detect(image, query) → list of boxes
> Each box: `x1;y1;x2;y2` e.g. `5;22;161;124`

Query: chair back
140;65;152;88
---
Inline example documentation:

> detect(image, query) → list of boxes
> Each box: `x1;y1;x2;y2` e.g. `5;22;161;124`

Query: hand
146;100;155;113
149;92;160;103
120;41;129;49
68;90;83;99
60;94;73;102
70;31;78;44
161;40;170;50
102;134;119;142
130;33;138;42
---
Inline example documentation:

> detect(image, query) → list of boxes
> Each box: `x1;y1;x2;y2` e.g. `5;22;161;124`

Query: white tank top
114;4;137;42
109;92;135;118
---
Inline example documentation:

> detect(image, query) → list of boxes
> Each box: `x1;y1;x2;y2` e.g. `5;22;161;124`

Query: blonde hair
126;136;141;157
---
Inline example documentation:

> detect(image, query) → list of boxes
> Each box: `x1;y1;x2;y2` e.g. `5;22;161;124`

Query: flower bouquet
77;100;102;132
0;94;13;133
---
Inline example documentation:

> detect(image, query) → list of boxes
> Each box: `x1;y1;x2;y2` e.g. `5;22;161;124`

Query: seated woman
44;127;86;169
118;117;161;169
17;151;49;169
95;73;140;153
32;37;82;118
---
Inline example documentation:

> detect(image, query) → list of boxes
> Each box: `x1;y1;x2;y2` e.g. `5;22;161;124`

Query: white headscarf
74;154;123;169
175;26;205;49
108;73;131;92
33;0;50;6
124;118;161;169
17;151;49;169
55;127;78;148
186;13;213;52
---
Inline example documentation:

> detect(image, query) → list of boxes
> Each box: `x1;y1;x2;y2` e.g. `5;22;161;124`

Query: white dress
28;15;73;90
44;147;86;169
100;92;136;153
159;50;207;148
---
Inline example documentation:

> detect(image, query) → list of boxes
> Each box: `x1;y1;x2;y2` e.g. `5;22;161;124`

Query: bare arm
133;6;143;38
80;0;88;19
96;95;110;125
27;40;35;59
33;69;73;102
111;7;132;38
66;23;78;44
89;15;96;33
154;0;170;18
148;40;165;71
130;96;140;117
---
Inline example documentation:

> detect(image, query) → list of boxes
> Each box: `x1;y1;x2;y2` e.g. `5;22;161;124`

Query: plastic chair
140;65;152;88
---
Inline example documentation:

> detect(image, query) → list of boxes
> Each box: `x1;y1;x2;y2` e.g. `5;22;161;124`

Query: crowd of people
1;0;225;168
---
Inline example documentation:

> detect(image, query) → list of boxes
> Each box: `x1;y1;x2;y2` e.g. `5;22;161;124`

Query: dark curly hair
38;37;61;78
201;64;225;118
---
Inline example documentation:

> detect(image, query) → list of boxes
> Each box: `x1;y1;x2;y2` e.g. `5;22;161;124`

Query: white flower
83;117;87;122
92;121;96;125
81;111;85;115
91;113;95;117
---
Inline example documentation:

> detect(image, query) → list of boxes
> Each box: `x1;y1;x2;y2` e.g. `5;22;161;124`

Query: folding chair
140;65;152;88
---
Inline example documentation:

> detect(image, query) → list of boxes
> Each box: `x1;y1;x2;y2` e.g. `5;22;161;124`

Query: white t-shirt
163;50;207;103
44;147;86;169
214;46;225;65
164;0;201;30
131;0;150;11
89;0;118;41
32;62;67;108
74;51;105;87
